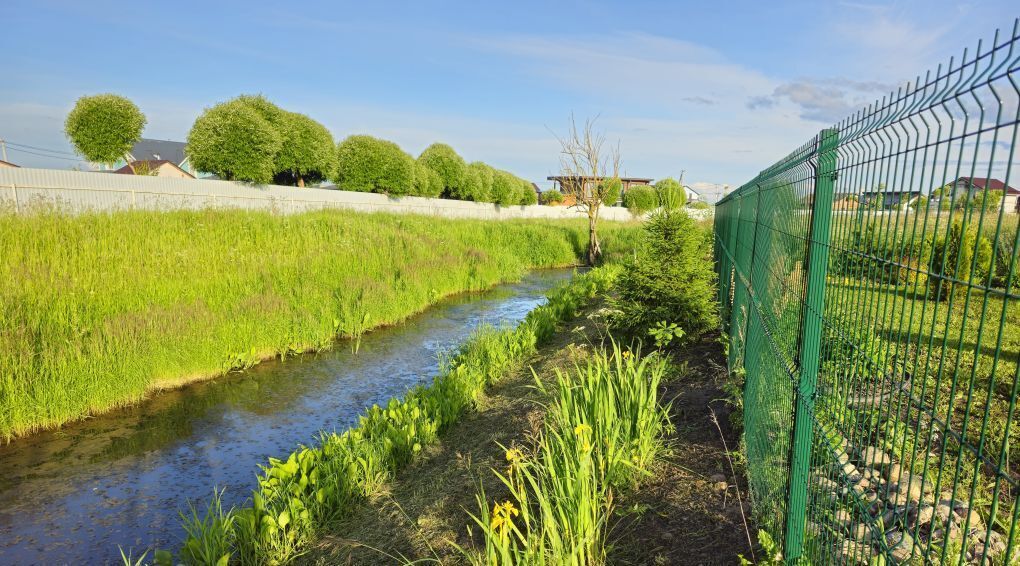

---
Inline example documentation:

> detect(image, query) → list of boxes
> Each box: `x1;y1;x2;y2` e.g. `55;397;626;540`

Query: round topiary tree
518;178;537;205
413;160;444;198
186;99;282;183
334;135;414;195
623;185;658;215
64;94;147;166
418;143;466;196
273;112;336;187
452;161;494;202
655;177;686;210
489;170;519;206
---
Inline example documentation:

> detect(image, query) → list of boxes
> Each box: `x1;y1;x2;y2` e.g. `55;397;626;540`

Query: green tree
654;177;686;210
412;161;444;198
65;94;146;166
187;99;282;183
541;189;564;205
273;112;336;187
334;135;414;195
453;161;494;202
490;170;520;205
418;143;466;196
623;185;658;215
518;179;537;205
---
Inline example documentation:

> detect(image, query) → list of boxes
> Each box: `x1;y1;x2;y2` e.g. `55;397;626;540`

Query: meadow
0;208;639;441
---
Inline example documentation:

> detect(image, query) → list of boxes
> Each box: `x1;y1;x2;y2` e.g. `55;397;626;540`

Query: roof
547;175;654;183
0;159;18;167
113;160;193;178
860;189;923;195
129;138;187;164
954;177;1019;195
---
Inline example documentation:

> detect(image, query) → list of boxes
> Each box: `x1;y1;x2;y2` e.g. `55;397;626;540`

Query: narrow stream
0;269;575;565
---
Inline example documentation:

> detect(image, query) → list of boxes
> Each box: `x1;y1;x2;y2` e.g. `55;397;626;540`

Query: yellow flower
505;447;524;463
574;423;592;436
622;350;631;359
490;500;519;535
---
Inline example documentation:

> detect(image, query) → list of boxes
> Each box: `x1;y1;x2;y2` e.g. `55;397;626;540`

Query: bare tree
554;115;621;265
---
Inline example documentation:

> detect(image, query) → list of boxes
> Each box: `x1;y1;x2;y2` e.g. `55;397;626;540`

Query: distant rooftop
129;138;187;165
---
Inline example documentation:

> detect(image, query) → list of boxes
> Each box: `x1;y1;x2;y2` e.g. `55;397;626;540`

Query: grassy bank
0;208;638;440
156;266;620;565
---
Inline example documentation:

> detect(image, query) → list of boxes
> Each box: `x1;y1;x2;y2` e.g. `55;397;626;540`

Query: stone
710;473;727;483
837;539;871;565
914;504;935;527
887;463;903;483
834;509;852;528
885;530;915;563
861;446;892;468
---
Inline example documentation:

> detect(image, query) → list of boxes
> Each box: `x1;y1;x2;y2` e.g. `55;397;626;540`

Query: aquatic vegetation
168;266;620;565
0;208;640;440
464;342;669;564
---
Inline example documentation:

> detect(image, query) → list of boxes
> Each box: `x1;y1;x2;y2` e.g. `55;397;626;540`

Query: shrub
542;190;564;205
272;112;336;187
334;135;414;195
187;100;282;183
928;221;993;300
611;210;718;342
65;94;146;165
602;177;622;206
623;185;658;215
412;161;444;198
655;177;686;211
688;200;711;210
418;143;466;196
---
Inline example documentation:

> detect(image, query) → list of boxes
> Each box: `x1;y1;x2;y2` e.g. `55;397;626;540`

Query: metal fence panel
716;21;1020;565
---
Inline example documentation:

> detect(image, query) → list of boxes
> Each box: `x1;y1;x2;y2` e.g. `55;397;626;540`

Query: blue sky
1;0;1015;199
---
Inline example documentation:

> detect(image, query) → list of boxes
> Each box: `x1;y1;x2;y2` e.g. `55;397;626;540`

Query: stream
0;268;575;565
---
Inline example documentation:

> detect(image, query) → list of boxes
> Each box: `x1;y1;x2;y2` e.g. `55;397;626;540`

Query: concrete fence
0;168;667;222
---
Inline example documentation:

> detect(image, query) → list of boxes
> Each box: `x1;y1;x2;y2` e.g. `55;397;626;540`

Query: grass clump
464;343;669;564
0;208;640;440
161;266;620;565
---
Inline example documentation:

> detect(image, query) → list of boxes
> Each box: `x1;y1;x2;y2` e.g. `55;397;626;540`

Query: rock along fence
0;168;669;222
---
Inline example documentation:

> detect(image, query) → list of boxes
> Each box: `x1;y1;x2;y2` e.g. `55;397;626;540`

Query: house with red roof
950;177;1019;214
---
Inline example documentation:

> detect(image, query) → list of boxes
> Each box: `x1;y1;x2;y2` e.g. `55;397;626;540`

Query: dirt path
301;323;754;565
608;333;755;565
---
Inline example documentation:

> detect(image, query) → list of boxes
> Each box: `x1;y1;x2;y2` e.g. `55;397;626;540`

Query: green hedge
623;185;658;215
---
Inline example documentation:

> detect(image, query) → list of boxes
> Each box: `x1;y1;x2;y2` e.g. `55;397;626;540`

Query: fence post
784;127;838;560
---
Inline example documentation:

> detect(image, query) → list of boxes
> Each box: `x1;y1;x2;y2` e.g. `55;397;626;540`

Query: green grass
0;208;639;441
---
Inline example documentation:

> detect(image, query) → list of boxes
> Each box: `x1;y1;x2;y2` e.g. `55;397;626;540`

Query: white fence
0;168;659;222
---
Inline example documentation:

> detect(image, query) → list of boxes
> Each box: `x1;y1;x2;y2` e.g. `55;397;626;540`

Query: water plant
463;342;669;564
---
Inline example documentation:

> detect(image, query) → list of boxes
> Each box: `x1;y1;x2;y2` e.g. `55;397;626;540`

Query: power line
6;146;86;162
5;141;79;157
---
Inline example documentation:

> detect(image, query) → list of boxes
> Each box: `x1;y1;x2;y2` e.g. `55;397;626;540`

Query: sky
1;0;1016;202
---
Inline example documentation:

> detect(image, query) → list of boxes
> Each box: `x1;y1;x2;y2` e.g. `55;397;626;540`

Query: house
0;159;19;168
112;138;201;177
113;160;195;179
682;184;701;202
547;175;653;206
833;194;860;210
949;177;1019;214
860;189;923;209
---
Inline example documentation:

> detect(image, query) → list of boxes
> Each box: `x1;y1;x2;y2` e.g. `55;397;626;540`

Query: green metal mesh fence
715;21;1020;565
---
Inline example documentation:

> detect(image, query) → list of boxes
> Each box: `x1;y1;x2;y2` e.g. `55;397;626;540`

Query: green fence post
784;128;838;560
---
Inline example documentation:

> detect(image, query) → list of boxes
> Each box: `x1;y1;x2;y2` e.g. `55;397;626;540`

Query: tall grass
465;343;669;565
0;208;639;440
163;265;621;565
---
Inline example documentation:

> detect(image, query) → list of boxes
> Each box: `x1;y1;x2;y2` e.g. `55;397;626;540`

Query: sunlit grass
0;207;640;440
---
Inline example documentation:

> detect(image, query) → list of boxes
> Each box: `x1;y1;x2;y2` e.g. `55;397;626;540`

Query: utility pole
0;139;7;162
